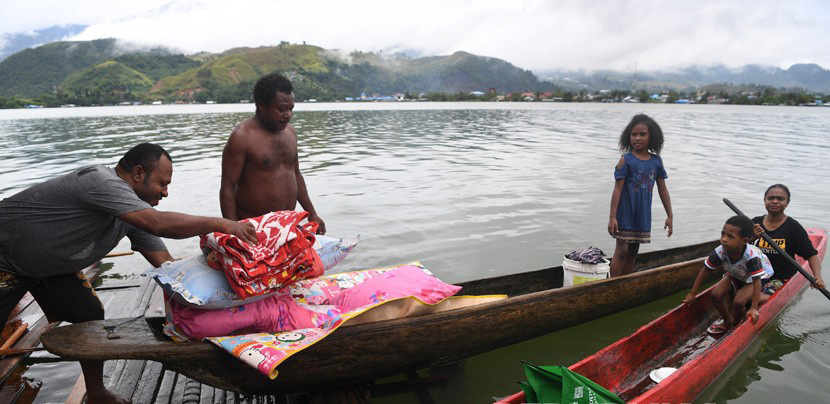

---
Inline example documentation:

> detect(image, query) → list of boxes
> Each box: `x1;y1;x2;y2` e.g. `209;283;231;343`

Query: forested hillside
0;40;554;105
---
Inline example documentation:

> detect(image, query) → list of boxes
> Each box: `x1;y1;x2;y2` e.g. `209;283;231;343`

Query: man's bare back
220;84;325;233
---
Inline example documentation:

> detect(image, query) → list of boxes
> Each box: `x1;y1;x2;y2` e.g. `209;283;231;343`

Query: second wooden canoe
495;228;827;403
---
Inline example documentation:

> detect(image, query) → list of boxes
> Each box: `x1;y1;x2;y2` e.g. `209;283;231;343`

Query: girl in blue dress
608;114;673;277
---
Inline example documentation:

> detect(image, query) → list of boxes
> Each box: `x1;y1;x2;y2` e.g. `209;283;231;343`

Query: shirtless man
220;73;325;233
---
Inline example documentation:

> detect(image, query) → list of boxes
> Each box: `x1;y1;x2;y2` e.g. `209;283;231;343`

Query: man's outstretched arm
120;209;258;244
138;250;175;268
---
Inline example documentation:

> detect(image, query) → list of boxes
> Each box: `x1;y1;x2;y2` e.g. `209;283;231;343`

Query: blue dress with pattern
613;152;667;243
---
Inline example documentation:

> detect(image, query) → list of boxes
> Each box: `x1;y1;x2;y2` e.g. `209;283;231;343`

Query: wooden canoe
42;240;719;394
495;228;827;404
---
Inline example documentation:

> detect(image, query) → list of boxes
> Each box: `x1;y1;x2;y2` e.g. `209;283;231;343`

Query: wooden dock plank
182;378;202;404
153;369;178;404
113;360;150;397
198;382;215;404
98;287;144;393
212;387;227;404
98;285;154;399
131;360;164;404
170;373;189;404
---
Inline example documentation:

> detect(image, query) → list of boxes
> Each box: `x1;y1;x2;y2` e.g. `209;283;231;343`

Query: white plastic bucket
562;258;610;286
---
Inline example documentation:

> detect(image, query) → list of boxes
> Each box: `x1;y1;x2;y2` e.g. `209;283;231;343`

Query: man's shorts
0;271;104;324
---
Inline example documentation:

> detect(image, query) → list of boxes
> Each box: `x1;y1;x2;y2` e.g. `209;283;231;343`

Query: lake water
1;102;828;403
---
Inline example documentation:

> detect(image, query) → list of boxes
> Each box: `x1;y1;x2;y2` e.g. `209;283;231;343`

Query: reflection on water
1;103;829;403
694;314;804;403
695;275;830;404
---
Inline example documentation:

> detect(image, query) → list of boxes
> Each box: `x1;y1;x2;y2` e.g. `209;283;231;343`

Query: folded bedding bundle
146;219;359;310
200;210;323;299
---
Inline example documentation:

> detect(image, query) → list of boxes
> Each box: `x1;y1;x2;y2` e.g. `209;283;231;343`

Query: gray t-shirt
0;164;167;278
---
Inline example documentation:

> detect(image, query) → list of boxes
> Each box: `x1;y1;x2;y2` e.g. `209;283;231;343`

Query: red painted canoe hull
496;228;827;404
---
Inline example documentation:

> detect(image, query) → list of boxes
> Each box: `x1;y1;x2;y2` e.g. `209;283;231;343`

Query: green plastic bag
520;361;624;404
518;380;538;403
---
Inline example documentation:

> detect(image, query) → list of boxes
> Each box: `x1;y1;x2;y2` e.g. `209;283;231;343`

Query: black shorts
0;270;104;324
724;274;772;295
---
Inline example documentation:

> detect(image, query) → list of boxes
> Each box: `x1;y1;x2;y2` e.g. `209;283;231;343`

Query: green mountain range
2;38;827;107
0;38;200;101
0;39;552;105
0;38;123;98
60;61;155;104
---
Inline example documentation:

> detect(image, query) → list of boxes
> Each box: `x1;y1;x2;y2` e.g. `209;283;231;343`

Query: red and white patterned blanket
200;211;323;299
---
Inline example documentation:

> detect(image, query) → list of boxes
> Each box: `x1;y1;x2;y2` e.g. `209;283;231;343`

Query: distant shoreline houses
344;92;406;102
10;88;825;109
336;88;824;106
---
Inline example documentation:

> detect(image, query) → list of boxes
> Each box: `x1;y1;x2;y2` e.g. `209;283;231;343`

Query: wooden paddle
104;250;134;258
0;346;44;356
723;198;830;301
0;322;27;351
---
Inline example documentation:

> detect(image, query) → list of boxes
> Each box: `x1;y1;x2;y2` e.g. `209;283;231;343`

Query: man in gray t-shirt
0;164;169;278
0;143;258;404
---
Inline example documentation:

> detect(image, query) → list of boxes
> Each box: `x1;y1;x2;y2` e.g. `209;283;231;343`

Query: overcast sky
1;0;827;72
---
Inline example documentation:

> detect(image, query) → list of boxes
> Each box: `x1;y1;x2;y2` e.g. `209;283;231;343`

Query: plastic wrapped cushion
313;235;360;270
